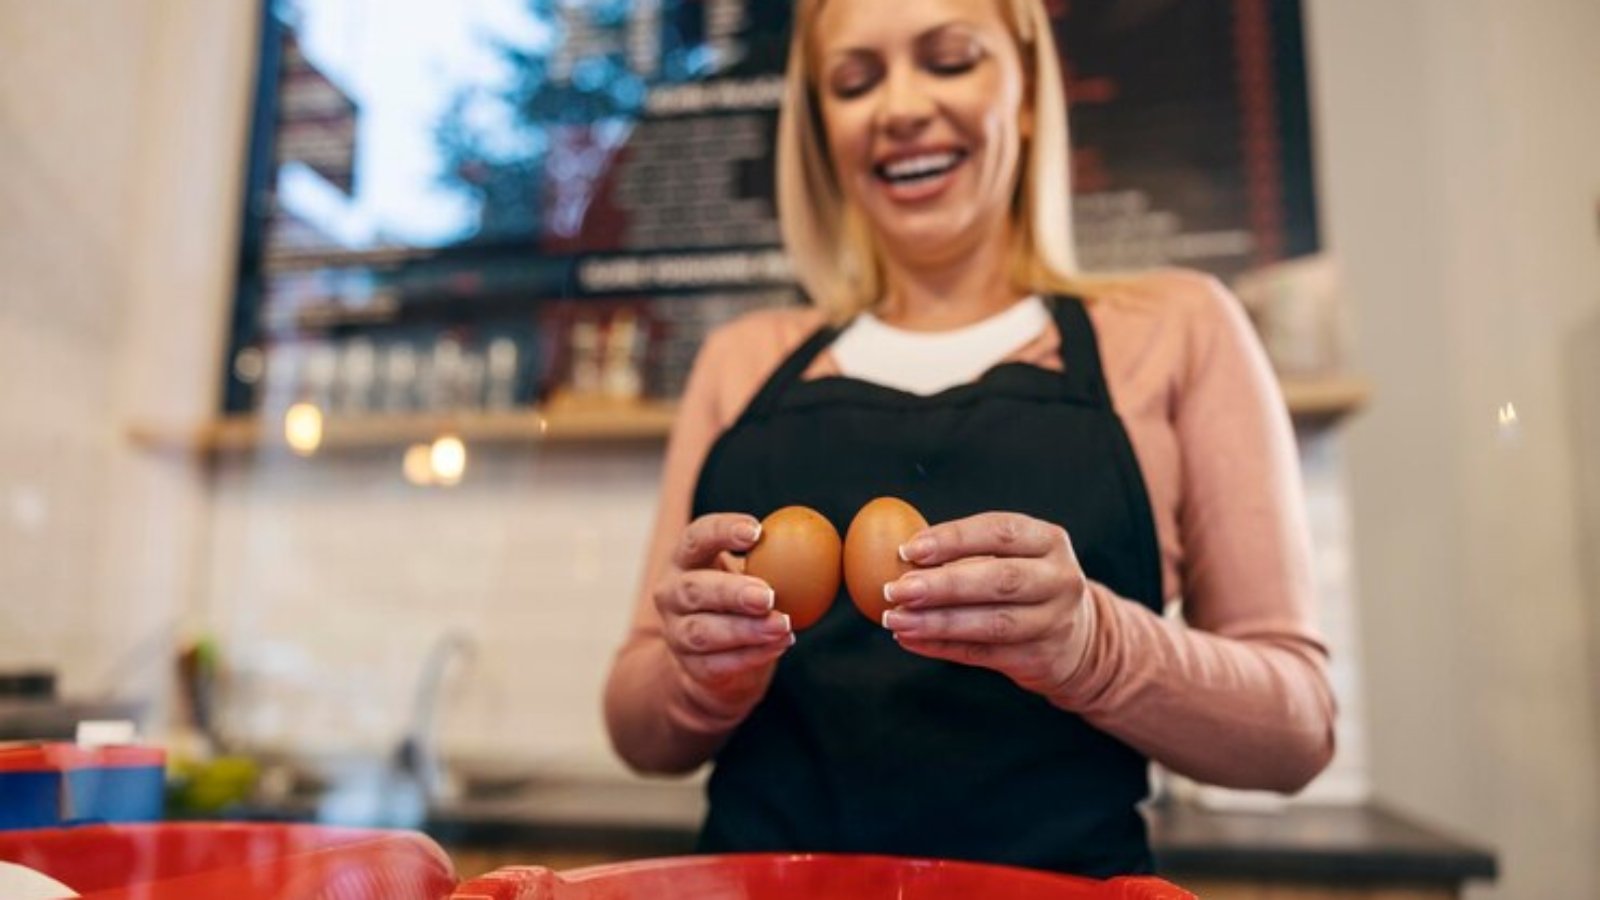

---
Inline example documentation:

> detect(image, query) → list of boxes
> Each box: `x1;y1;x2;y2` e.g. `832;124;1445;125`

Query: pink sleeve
1051;275;1338;792
603;311;821;774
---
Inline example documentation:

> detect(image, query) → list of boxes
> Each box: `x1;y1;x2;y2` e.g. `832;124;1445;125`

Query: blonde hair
777;0;1088;322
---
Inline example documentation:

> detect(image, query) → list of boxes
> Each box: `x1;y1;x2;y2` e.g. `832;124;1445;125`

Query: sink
252;753;543;809
443;766;542;802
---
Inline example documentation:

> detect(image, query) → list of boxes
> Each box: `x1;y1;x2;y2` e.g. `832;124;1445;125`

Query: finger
679;635;793;683
885;557;1065;609
656;570;775;617
716;550;747;574
892;637;1062;689
881;603;1051;644
665;610;793;656
899;512;1068;566
675;513;764;569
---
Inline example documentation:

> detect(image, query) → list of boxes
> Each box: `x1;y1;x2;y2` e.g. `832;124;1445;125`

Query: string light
430;435;467;485
403;443;434;486
284;403;323;457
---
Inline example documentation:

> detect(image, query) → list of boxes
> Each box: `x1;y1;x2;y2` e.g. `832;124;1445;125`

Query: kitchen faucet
394;628;476;803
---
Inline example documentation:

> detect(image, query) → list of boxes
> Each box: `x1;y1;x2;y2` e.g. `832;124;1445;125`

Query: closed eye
918;26;986;77
926;57;979;76
829;57;883;100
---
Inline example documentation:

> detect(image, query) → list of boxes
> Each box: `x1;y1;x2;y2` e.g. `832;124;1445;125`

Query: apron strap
743;322;840;419
1049;295;1112;406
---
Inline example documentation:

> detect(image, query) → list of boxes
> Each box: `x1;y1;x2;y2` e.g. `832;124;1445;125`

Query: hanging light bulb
283;402;324;457
430;435;467;486
403;443;435;486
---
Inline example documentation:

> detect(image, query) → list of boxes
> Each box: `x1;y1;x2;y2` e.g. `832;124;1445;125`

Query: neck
874;220;1025;331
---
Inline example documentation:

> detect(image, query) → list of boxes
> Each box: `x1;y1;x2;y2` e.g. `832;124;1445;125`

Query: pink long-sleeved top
604;270;1337;792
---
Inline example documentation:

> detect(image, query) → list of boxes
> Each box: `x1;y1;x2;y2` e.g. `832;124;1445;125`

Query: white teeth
880;152;962;181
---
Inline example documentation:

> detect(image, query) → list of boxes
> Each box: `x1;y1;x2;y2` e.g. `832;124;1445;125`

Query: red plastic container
0;826;1194;899
450;854;1196;900
0;823;455;899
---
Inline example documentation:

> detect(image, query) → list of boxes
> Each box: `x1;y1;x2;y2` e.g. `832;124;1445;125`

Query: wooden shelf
1279;375;1372;425
128;376;1369;457
126;402;681;456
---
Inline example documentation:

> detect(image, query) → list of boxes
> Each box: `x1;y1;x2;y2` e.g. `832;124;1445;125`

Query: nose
875;66;934;139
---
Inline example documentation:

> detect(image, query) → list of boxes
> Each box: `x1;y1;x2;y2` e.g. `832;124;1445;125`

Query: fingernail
787;632;797;647
766;586;777;610
891;576;926;604
736;521;762;543
777;613;792;632
899;537;934;563
742;583;774;612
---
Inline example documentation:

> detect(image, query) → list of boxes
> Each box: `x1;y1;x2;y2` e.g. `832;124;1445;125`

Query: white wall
1;0;151;692
0;0;256;708
1306;0;1600;896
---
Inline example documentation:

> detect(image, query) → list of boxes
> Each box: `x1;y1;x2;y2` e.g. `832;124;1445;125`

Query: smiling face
810;0;1032;271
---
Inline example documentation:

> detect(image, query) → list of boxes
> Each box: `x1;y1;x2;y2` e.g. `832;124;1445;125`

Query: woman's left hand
883;512;1094;697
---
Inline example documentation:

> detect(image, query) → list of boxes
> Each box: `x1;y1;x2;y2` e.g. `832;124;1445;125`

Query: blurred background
0;0;1595;897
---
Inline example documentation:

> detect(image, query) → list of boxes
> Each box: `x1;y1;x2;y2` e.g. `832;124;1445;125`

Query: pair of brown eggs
744;497;928;630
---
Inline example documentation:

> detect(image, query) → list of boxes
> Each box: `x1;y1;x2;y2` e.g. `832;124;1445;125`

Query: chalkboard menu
226;0;1317;417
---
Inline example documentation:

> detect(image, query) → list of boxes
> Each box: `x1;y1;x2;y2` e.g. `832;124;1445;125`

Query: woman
604;0;1335;877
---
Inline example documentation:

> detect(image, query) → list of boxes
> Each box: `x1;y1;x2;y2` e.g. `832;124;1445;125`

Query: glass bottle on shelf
335;338;376;415
601;311;644;403
455;345;486;412
301;343;339;412
379;342;420;414
484;337;520;411
569;318;603;401
424;336;463;412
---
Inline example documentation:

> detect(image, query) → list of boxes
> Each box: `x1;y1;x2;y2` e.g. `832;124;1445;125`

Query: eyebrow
822;20;985;64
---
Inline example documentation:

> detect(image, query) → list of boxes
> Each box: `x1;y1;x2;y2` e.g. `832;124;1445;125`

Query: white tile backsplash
202;444;661;776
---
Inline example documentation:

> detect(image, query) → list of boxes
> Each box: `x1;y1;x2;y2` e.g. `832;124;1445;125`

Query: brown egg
843;497;929;623
743;506;842;631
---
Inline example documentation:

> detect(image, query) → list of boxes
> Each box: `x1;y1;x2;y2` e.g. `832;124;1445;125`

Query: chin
870;217;980;261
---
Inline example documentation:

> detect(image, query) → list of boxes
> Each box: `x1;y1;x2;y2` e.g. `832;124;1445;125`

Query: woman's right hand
653;513;794;716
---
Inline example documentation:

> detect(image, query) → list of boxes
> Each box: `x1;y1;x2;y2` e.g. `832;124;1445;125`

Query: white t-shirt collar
829;296;1051;396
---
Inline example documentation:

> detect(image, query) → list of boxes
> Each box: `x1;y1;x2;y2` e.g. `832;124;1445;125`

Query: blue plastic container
0;743;165;829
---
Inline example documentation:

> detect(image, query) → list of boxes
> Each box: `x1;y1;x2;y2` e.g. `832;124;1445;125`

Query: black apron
689;296;1164;877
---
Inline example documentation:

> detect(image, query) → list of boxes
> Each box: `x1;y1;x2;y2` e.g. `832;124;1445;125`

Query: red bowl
0;823;455;899
452;853;1195;899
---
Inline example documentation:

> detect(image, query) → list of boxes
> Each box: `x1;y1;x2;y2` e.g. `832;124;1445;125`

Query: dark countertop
235;777;1497;887
1147;800;1498;885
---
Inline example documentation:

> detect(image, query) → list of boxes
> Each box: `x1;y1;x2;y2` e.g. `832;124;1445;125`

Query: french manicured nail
890;576;926;604
899;537;935;563
742;583;775;612
736;521;762;543
881;609;911;631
